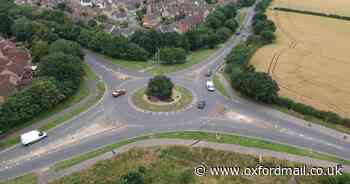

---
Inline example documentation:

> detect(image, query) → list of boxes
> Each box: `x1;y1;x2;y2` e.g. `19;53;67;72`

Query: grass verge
277;107;350;135
132;86;193;112
0;65;105;149
52;146;332;184
213;74;230;98
149;48;218;75
97;48;218;75
53;131;350;172
0;173;37;184
237;8;248;27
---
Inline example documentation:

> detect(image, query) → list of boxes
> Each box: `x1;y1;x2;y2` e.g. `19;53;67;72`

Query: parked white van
206;80;215;92
20;130;47;146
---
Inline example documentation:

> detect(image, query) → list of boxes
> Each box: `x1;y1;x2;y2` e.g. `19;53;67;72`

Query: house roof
0;39;32;99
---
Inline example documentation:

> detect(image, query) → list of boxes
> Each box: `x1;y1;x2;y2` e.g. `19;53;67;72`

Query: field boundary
273;7;350;21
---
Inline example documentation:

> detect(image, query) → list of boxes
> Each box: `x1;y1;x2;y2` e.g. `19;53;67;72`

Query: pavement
0;2;349;182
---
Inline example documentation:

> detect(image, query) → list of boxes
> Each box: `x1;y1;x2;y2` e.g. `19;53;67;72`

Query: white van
20;130;47;146
206;80;215;92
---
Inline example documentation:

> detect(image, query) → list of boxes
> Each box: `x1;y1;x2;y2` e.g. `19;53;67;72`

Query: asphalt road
0;3;349;181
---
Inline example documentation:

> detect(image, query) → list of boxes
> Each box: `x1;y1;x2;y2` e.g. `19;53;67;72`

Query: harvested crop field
272;0;350;16
251;10;350;117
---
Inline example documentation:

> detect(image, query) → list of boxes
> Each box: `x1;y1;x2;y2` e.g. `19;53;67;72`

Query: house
0;39;33;102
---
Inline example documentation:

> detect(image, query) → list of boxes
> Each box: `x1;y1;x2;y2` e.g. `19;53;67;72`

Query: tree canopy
146;75;174;101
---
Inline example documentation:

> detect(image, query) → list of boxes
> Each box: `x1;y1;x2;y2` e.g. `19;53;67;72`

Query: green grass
0;65;105;149
276;106;350;135
98;48;218;75
0;173;37;184
40;81;105;131
213;74;230;98
237;8;248;27
53;131;350;172
132;86;193;112
51;146;332;184
106;57;153;71
148;48;218;75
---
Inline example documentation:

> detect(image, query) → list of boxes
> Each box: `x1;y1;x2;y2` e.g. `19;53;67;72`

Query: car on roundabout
197;100;206;109
112;89;126;98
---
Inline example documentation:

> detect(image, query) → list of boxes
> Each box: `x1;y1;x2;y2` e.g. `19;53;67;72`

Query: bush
146;75;174;101
232;71;279;104
0;77;64;133
216;27;233;43
49;39;84;59
39;53;84;84
237;0;256;7
159;47;187;65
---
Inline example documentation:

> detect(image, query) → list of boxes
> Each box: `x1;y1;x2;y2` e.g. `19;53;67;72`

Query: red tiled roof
0;39;32;99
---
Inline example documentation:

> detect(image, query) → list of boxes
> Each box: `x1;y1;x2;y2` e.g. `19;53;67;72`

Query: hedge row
274;7;350;21
276;97;350;128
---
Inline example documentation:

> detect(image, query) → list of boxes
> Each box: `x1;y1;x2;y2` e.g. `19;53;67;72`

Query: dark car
235;32;241;35
112;89;126;98
205;70;212;77
197;101;206;109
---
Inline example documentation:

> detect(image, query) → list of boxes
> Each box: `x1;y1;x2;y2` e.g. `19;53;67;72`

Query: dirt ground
271;0;350;17
251;10;350;118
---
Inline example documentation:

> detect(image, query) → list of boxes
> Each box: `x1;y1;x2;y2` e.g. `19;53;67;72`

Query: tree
130;29;161;55
39;52;84;84
49;39;84;59
203;32;220;49
11;17;33;42
260;30;275;44
232;71;279;103
159;47;187;65
124;43;149;61
160;32;190;51
0;77;63;133
31;22;59;42
32;40;49;62
218;3;237;19
216;27;232;43
146;75;174;100
237;0;256;7
0;13;12;37
225;19;239;32
205;14;222;29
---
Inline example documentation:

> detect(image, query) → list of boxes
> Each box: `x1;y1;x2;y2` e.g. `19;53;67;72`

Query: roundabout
131;85;194;113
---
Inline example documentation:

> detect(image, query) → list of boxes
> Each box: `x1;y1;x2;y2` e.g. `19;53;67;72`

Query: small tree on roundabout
146;75;174;101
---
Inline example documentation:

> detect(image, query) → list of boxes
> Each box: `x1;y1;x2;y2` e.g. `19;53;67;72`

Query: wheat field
251;10;350;117
272;0;350;16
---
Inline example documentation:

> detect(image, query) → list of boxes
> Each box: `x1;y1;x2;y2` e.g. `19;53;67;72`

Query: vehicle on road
112;89;126;98
205;70;212;77
235;32;241;35
197;100;206;109
20;130;47;146
206;80;215;92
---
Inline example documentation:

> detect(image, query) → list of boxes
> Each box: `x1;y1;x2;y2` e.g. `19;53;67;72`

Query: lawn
0;64;106;149
0;174;37;184
53;131;350;172
99;48;218;75
132;86;193;112
237;8;248;27
213;74;230;98
51;146;328;184
148;48;218;75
